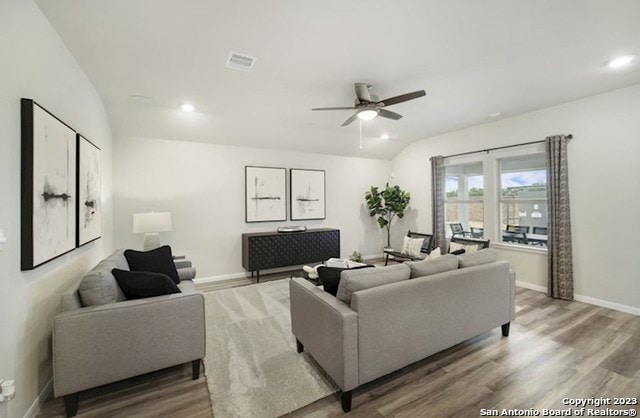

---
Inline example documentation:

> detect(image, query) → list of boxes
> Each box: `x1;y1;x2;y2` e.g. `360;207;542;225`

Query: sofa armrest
177;266;196;280
174;259;196;280
289;278;358;391
53;291;205;397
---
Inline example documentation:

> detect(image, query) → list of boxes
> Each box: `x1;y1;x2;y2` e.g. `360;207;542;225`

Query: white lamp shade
133;212;172;233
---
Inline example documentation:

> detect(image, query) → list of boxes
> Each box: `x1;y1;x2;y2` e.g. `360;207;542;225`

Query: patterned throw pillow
401;237;425;257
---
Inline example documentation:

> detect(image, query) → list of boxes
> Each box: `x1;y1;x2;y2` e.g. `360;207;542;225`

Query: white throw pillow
427;247;442;259
401;237;425;257
449;241;479;254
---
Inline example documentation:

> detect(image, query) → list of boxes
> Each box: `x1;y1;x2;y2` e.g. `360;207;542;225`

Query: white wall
392;84;640;312
0;1;114;416
114;137;391;279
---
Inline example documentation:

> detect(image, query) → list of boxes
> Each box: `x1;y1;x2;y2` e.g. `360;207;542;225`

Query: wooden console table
242;228;340;282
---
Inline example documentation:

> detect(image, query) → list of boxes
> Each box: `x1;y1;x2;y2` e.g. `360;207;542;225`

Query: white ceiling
36;0;640;159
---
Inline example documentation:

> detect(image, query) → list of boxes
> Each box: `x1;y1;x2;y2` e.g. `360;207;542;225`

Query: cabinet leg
341;390;352;412
256;271;260;283
501;322;510;337
296;338;304;353
64;393;78;417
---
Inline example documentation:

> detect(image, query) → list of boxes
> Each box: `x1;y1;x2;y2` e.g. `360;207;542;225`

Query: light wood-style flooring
38;268;640;417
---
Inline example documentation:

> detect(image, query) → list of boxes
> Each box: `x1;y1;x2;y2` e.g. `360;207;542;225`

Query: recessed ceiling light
490;112;501;118
381;133;390;140
607;55;635;69
181;103;195;112
129;95;153;105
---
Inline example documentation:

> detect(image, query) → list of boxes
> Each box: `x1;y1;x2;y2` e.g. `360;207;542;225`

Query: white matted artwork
77;134;101;246
290;169;325;220
21;99;77;270
245;166;287;222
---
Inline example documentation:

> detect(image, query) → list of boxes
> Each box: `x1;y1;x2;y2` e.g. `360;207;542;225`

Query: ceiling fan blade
378;109;403;120
311;106;357;111
341;113;359;126
379;90;426;107
354;83;372;103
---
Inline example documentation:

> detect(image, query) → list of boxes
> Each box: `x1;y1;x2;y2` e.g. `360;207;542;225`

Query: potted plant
365;183;411;249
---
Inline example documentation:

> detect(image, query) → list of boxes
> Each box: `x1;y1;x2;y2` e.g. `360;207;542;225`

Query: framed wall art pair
245;166;325;223
21;98;101;270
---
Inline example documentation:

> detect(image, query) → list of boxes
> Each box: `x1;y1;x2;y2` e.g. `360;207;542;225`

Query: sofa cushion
78;249;128;307
112;269;181;299
405;254;459;279
318;265;374;297
124;246;180;284
458;248;498;268
336;264;410;305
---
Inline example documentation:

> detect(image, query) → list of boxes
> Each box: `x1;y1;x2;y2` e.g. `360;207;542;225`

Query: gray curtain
430;156;446;251
545;135;573;300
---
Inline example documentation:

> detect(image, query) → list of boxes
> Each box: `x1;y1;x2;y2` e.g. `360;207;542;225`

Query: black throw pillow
112;269;181;300
124;245;180;284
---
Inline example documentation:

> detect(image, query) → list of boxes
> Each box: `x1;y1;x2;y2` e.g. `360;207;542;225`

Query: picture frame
290;168;326;220
245;166;287;223
21;99;77;270
77;134;101;247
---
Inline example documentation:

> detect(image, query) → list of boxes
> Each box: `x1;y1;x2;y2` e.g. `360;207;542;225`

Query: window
442;143;548;251
445;162;484;238
499;154;547;246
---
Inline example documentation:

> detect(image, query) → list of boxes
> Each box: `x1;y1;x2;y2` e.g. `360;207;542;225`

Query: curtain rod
444;134;573;159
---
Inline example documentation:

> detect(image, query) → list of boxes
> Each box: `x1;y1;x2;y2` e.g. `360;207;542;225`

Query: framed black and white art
290;169;326;220
77;134;101;246
245;166;287;223
21;99;77;270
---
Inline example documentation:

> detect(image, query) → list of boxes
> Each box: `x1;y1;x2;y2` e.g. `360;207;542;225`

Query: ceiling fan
312;83;426;126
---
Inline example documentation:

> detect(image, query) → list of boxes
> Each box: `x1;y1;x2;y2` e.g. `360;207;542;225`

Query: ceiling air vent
225;51;256;72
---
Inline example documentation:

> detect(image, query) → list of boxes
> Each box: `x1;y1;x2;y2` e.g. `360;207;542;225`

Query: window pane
445;202;484;238
446;163;483;200
499;154;547;247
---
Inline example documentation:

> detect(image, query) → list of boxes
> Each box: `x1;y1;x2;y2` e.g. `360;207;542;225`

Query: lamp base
143;233;161;251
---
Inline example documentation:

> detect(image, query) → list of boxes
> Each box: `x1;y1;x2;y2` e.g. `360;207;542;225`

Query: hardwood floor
38;270;640;417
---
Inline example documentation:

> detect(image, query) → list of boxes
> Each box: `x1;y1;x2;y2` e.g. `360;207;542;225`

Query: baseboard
194;272;248;284
24;377;52;418
573;294;640;316
516;281;640;316
515;280;548;293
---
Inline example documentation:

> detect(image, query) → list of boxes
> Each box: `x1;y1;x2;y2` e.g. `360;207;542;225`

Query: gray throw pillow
336;264;410;305
78;249;128;306
405;254;459;279
457;248;498;268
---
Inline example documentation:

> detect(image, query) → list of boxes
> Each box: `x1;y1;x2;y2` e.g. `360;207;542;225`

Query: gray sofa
53;249;206;417
290;250;515;412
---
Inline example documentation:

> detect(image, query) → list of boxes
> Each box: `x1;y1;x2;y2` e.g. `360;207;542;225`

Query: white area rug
203;279;338;418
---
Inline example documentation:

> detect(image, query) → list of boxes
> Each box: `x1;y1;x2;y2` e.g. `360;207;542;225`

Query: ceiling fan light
357;109;378;121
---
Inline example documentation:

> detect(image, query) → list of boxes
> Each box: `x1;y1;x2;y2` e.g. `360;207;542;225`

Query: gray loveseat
53;249;206;417
290;249;515;412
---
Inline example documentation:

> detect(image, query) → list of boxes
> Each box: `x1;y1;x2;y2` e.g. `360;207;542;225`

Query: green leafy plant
365;183;411;248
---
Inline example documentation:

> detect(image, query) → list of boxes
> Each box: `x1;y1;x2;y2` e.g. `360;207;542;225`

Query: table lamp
133;212;172;250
